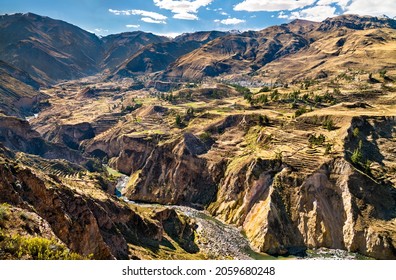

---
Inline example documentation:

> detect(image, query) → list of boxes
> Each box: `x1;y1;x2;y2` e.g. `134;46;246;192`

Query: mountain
160;15;396;82
112;31;228;78
0;61;46;117
259;15;396;82
0;13;103;84
101;32;170;71
0;13;169;84
160;25;309;81
0;60;42;90
174;30;228;43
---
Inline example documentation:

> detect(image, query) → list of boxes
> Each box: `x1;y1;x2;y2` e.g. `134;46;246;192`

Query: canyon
0;13;395;260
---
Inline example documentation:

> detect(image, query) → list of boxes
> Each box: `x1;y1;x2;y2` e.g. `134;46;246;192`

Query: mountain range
1;13;395;86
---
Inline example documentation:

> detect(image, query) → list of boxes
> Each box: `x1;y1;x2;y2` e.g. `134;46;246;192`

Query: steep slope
0;144;200;259
174;31;228;43
0;60;42;90
101;32;170;71
0;13;103;84
113;31;227;77
119;113;396;259
160;15;396;82
0;66;46;118
0;114;85;164
160;25;309;81
259;16;396;82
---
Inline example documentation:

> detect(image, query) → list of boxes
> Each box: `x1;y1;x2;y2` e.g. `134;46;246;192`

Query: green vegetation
0;203;10;226
175;114;183;128
308;134;326;147
270;89;280;101
258;115;270;126
324;143;333;155
186;107;194;117
322;118;335;131
295;106;308;118
259;86;271;93
199;132;212;142
351;140;363;165
122;102;142;113
0;231;89;260
379;69;387;78
352;127;360;137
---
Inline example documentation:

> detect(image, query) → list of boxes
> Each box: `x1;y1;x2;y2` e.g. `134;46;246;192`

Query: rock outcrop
121;114;396;259
0;144;200;259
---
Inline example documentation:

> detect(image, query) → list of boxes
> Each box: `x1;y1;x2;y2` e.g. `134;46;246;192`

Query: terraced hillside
0;14;395;260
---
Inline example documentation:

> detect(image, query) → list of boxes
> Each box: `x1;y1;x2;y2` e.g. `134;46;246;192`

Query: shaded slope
160;25;309;81
0;68;46;118
0;13;104;84
101;31;170;71
113;31;228;77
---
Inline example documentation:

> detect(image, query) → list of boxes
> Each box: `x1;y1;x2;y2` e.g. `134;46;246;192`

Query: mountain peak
318;14;396;31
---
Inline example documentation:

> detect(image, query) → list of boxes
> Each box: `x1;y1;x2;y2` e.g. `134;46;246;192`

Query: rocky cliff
121;113;396;259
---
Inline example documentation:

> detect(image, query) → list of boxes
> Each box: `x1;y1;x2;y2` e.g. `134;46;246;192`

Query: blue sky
1;0;395;37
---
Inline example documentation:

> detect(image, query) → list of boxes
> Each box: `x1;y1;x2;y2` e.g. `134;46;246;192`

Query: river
115;175;369;260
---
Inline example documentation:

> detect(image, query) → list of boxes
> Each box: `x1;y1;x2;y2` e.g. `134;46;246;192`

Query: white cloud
141;17;167;24
345;0;396;18
109;8;167;24
153;0;213;20
94;28;108;33
317;0;350;9
109;9;167;20
234;0;317;12
152;32;182;38
215;18;246;25
174;12;198;20
278;11;289;19
220;12;229;16
289;5;337;21
126;24;140;28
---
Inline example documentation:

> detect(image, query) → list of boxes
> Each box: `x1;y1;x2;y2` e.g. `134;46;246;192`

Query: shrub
324;143;333;155
0;203;10;225
257;94;268;105
351;147;363;165
0;233;88;260
308;134;326;146
259;86;271;92
379;69;387;78
289;90;300;101
270;89;280;101
351;140;363;165
175;114;183;128
122;103;142;113
199;132;212;142
258;115;270;126
186;107;194;117
295;106;308;117
352;127;360;137
322;118;335;131
314;95;323;103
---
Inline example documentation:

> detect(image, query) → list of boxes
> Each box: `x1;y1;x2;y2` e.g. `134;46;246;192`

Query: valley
0;13;395;260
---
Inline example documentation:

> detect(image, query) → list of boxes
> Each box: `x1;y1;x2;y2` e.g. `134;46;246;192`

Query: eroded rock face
85;135;156;175
154;208;198;253
44;122;95;150
119;114;396;259
0;115;85;163
0;152;163;259
123;135;219;207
